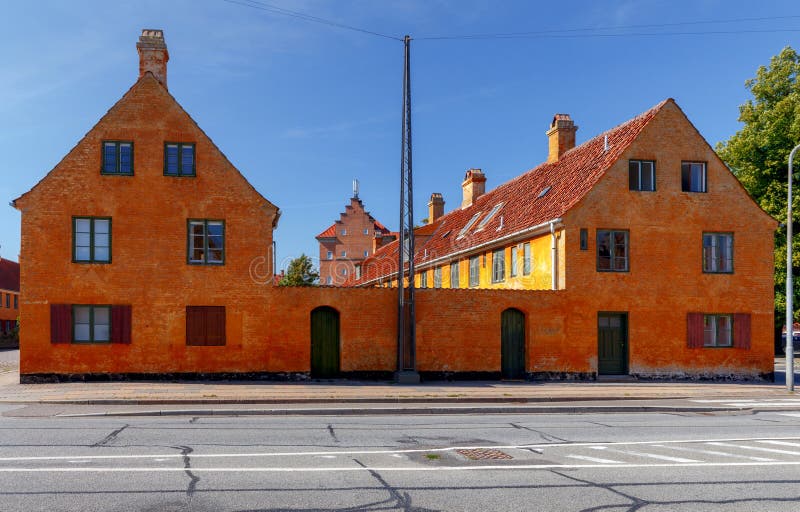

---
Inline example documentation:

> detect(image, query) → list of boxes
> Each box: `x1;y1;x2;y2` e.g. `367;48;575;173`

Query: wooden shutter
734;313;751;349
50;304;72;343
687;312;704;348
111;305;132;344
205;306;226;346
186;306;206;346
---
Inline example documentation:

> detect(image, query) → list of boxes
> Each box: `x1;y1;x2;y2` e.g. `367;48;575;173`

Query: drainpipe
550;222;558;290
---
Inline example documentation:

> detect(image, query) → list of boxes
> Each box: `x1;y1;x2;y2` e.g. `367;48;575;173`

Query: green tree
278;254;319;286
716;46;800;341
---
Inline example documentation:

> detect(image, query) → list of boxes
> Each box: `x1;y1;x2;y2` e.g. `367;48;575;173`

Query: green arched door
311;306;340;378
501;308;526;380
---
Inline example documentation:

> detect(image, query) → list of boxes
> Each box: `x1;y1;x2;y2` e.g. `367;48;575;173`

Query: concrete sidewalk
0;350;795;406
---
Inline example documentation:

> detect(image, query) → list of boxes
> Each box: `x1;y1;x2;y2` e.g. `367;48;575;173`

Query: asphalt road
2;407;800;511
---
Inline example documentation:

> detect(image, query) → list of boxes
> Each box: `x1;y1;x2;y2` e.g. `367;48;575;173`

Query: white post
787;144;800;391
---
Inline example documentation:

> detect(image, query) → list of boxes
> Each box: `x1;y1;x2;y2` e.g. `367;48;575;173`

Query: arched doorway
310;306;340;378
501;308;526;380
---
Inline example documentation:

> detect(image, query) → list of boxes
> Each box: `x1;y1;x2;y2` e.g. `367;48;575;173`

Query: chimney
546;114;578;163
461;169;486;209
137;29;169;88
428;193;445;223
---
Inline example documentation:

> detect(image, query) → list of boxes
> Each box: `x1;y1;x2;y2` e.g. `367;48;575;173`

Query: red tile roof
0;259;20;292
316;223;337;239
349;99;670;286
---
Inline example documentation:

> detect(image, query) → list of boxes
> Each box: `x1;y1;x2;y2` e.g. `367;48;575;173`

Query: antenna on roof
353;179;359;198
604;135;609;152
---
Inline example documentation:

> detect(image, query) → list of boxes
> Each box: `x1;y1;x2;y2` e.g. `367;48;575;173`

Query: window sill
100;172;134;177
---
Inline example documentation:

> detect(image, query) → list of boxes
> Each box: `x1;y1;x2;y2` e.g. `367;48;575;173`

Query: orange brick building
13;30;777;382
316;190;394;285
0;259;20;339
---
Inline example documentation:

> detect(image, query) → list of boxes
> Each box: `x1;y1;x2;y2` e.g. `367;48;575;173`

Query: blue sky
1;0;798;270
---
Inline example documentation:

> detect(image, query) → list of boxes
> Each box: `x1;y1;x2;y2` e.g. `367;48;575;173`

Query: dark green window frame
164;142;196;177
101;141;133;175
72;305;111;344
597;229;629;272
72;217;112;264
703;232;734;274
187;219;225;265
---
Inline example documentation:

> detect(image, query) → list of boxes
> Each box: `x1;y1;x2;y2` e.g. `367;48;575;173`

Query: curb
56;404;754;418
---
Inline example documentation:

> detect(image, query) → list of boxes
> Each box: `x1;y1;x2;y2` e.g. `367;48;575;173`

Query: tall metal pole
396;35;418;383
787;144;800;391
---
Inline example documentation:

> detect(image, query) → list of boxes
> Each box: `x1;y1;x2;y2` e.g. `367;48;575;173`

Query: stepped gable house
316;184;395;286
13;30;777;382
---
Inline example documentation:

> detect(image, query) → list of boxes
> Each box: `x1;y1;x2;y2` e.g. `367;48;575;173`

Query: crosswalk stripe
590;446;700;463
565;455;623;464
707;442;800;456
649;444;775;462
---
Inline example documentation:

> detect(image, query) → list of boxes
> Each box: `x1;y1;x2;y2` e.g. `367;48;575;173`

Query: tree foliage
716;46;800;327
278;254;319;287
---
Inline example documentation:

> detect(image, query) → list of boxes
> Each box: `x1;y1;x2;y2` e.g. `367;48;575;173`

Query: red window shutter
186;306;207;346
734;313;751;349
50;304;71;343
111;305;132;344
687;312;704;348
205;306;226;346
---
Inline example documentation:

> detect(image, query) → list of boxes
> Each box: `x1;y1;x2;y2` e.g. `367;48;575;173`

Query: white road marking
649;444;775;462
5;461;800;473
589;446;700;463
756;440;800;448
692;399;800;403
2;436;800;463
707;442;800;456
565;455;623;464
778;413;800;418
315;455;336;459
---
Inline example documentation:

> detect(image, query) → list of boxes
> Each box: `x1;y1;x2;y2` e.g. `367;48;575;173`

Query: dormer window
476;203;504;231
102;141;133;175
165;143;195;176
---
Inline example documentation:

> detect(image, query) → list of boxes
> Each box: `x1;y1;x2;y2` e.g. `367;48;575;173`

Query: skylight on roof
441;230;451;238
457;212;482;239
537;186;552;198
476;203;504;231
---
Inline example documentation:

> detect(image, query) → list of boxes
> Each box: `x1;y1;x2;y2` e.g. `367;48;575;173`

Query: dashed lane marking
565;455;623;464
707;442;800;456
649;444;775;462
589;446;700;463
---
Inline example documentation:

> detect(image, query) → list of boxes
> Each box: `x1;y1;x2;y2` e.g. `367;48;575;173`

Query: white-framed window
703;233;733;273
704;314;732;347
476;203;503;231
433;267;442;288
341;251;346;258
341;229;347;236
363;228;369;235
326;251;333;260
629;160;655;191
510;246;518;278
450;262;459;288
419;272;427;288
363;250;369;258
469;256;480;287
341;268;347;276
326;276;332;285
458;213;482;239
682;161;707;193
491;249;505;283
523;242;531;275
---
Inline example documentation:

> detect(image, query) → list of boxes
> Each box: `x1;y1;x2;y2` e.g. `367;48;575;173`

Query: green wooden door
598;313;627;375
501;308;526;380
311;307;340;378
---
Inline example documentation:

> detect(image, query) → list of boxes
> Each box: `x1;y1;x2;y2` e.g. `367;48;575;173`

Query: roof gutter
360;217;564;286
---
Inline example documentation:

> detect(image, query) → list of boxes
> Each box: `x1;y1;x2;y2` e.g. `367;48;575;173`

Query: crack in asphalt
91;424;128;448
327;424;340;443
353;458;441;512
175;445;200;498
551;469;646;512
510;423;569;443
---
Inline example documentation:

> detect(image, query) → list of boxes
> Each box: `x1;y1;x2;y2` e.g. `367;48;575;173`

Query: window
492;249;505;283
597;230;629;272
681;161;707;192
13;295;18;309
580;228;588;251
477;203;504;231
164;143;195;176
458;213;482;238
703;233;733;273
364;228;369;235
433;267;442;288
510;247;518;278
73;305;111;343
363;250;369;258
188;220;225;265
341;251;347;258
341;229;347;236
73;217;111;263
419;272;427;288
355;265;361;280
450;262;460;288
186;306;225;346
5;294;8;308
326;276;332;285
703;314;732;347
326;251;333;260
469;256;480;287
341;267;347;276
629;160;656;191
102;141;133;175
523;242;531;275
